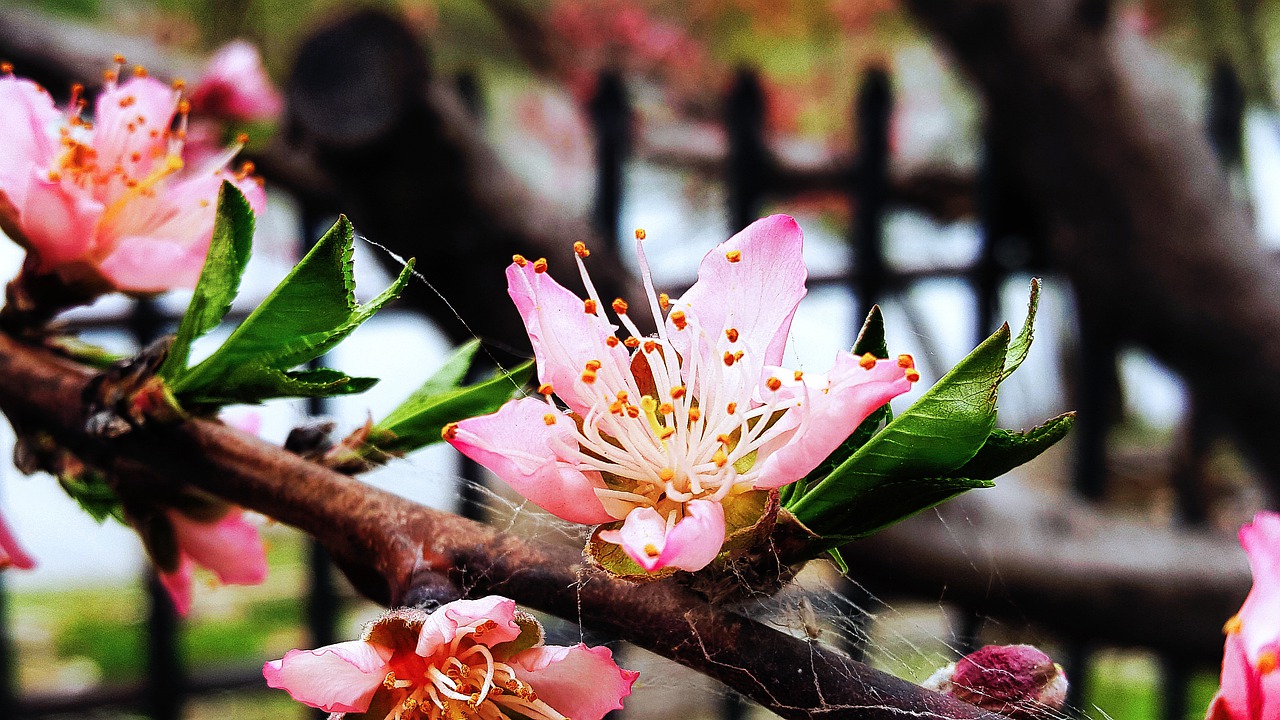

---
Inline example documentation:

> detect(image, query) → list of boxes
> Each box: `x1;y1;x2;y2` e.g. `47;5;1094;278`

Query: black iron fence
0;57;1247;719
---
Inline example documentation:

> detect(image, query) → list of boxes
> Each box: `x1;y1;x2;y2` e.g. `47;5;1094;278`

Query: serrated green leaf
787;324;1010;535
59;471;125;524
369;360;534;454
160;182;254;381
1002;277;1040;381
186;365;378;404
804;476;995;551
377;341;483;431
954;412;1075;481
825;547;848;574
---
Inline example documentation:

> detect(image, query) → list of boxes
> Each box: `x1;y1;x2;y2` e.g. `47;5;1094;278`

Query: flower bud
923;644;1068;719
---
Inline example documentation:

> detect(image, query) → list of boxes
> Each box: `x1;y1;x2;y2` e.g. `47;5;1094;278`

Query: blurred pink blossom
188;40;283;121
265;596;637;719
0;62;266;294
157;508;267;616
1208;512;1280;720
0;509;34;570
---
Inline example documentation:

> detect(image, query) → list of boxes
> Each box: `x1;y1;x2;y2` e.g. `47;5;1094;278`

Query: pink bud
924;644;1068;719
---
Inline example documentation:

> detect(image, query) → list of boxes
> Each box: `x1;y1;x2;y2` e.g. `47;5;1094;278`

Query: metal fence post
725;68;768;234
590;71;631;254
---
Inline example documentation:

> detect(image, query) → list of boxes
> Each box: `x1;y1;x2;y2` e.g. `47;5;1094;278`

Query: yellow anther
658;468;675;481
609;401;624;415
384;671;399;690
583;298;598;314
171;78;186;90
725;250;742;263
513;254;528;267
859;352;877;370
734;350;744;362
543;413;557;426
1224;615;1243;635
726;327;739;343
574;241;590;258
616;390;629;400
716;434;733;445
687;407;701;422
537;383;554;395
533;257;548;273
659;293;670;311
585;359;602;371
581;369;597;383
635;228;647;240
766;377;782;391
794;370;804;381
442;422;459;440
712;449;728;467
898;354;915;369
906;369;920;383
177;99;190;114
612;298;628;314
643;543;660;557
670;311;687;330
670;386;686;399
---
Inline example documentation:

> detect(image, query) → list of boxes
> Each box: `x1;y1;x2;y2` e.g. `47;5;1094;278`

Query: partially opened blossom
264;595;637;720
157;508;267;616
1208;512;1280;720
0;508;34;570
188;40;283;121
0;60;265;295
446;215;916;574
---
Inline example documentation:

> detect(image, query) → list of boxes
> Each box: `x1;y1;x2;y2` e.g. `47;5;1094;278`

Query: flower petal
449;397;613;524
509;644;638;720
263;640;393;713
1239;512;1280;660
667;215;807;388
506;261;630;415
167;508;268;586
752;354;913;488
0;509;34;570
599;499;725;572
92;76;179;180
0;75;59;210
415;596;522;657
157;556;195;616
20;175;103;270
190;40;283;120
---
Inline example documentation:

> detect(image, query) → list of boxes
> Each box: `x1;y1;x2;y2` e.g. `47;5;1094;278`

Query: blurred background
0;0;1276;717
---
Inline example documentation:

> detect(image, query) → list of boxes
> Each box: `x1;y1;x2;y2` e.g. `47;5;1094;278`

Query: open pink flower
264;595;637;720
188;40;283;121
157;508;267;615
1209;512;1280;720
0;62;265;293
446;215;916;573
0;509;34;570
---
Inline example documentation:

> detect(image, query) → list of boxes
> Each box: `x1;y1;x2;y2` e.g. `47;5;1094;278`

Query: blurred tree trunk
904;0;1280;496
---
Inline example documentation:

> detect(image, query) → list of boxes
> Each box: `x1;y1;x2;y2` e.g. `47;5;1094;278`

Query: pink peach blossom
446;215;916;573
0;63;266;294
264;595;637;720
158;508;267;615
1208;512;1280;720
0;509;34;570
188;40;283;121
924;644;1067;719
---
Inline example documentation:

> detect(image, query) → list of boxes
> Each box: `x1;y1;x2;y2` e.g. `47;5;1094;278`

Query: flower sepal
586;524;680;582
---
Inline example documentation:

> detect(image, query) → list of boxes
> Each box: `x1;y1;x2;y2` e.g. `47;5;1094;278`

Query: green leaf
825;547;848;574
166;214;414;405
159;182;254;381
368;359;534;455
954;412;1075;481
787;324;1011;535
58;471;125;524
804;476;996;551
377;341;483;431
1002;277;1040;381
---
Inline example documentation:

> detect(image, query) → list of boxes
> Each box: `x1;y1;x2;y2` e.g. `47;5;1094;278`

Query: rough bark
902;0;1280;493
0;333;1002;720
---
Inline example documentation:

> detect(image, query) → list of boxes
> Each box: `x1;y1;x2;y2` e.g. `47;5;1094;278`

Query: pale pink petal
449;398;613;524
1239;512;1280;660
158;556;195;616
97;236;201;292
509;644;638;720
0;75;59;209
190;40;283;120
167;509;267;586
599;499;725;572
0;509;35;570
506;261;630;415
415;596;521;657
20;175;103;270
667;215;807;387
752;355;913;488
1261;658;1280;720
263;640;393;713
92;76;179;180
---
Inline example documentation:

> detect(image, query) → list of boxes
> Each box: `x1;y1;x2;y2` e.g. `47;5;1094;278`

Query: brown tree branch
0;333;1002;720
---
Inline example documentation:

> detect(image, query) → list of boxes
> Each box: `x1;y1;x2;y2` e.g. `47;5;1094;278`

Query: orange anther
0;62;12;74
626;406;640;418
859;353;877;370
533;257;548;273
236;132;250;145
906;369;920;383
670;310;687;330
670;386;686;399
442;422;459;440
658;403;674;415
658;468;675;481
584;299;598;314
1224;615;1243;635
659;427;675;440
113;53;126;64
658;293;670;311
606;336;619;347
687;407;701;422
133;65;147;77
573;241;590;258
716;434;733;445
897;354;915;369
713;449;728;467
543;413;557;426
612;298;628;314
726;328;739;343
794;370;804;381
581;370;597;384
635;228;646;240
616;390;629;400
766;377;782;391
177;99;190;114
643;543;660;557
585;360;602;371
1261;651;1278;675
725;250;742;263
171;78;186;90
609;401;624;415
624;337;641;349
512;254;528;267
103;70;118;82
643;340;657;354
723;352;735;366
726;402;737;415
